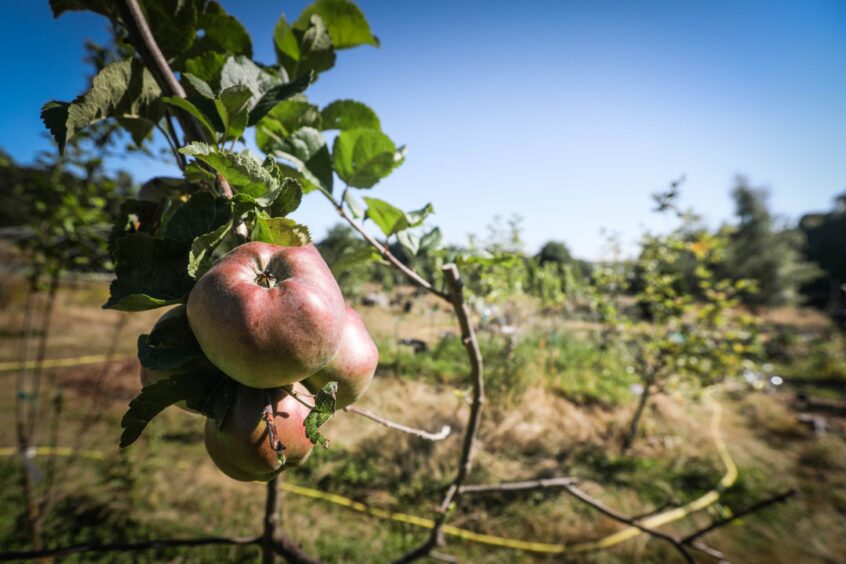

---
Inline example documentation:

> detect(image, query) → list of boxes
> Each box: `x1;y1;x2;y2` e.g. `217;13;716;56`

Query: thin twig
559;483;695;564
393;264;485;563
458;477;579;494
0;536;261;561
343;405;452;441
321;192;449;301
682;489;796;544
263;479;279;564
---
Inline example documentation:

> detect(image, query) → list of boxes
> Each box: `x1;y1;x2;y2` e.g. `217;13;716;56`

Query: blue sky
1;1;845;258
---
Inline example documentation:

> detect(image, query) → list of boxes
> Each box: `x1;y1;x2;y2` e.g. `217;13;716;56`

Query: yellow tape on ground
0;388;737;555
0;355;135;372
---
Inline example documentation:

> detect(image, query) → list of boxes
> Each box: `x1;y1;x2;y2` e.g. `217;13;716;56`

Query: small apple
204;383;314;482
187;242;346;388
139;305;207;414
305;307;378;409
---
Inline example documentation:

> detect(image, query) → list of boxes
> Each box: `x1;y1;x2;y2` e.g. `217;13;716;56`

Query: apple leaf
362;198;433;238
163;97;219;140
137;308;203;371
252;215;311;246
269;177;304;217
397;230;420;256
304;381;337;447
294;0;379;50
120;370;236;448
180;143;279;205
255;100;322;154
191;1;253;59
104;233;194;312
273;13;300;76
329;246;380;275
41;58;163;153
320;99;380;131
332;128;404;188
272;127;333;194
298;15;337;77
188;221;232;279
220;55;282;108
248;72;315;126
108;199;159;258
419;227;443;254
183;73;216;99
216;84;253;138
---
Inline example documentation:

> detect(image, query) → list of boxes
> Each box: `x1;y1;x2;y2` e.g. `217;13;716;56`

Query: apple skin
204;383;314;482
305;306;378;409
187;242;346;388
139;305;205;414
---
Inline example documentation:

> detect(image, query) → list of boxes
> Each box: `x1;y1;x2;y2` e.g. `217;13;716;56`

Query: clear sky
1;1;845;259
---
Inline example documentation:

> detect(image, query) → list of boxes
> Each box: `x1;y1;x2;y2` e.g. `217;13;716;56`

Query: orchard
1;1;844;563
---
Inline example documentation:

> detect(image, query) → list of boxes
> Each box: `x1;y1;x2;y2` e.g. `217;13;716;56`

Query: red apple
204;383;314;482
305;306;378;409
187;242;346;388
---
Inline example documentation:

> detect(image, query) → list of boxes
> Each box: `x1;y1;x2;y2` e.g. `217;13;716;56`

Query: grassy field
1;275;845;562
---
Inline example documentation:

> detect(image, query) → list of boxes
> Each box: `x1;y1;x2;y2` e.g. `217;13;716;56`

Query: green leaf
419;227;443;253
104;233;193;311
255;100;322;153
321;100;380;131
298;15;337;76
189;222;232;278
108;199;160;258
269;177;304;217
332;128;403;188
184;73;216;99
184;51;229;87
274;13;300;77
180;143;279;205
248;72;315;126
120;370;235;447
220;55;282;107
330;246;379;275
252;215;311;246
143;0;199;60
162;192;232;243
304;381;337;447
137;308;203;371
294;0;379;49
41;58;163;153
363;197;433;237
192;1;252;58
397;230;420;256
273;127;333;194
162;97;218;139
216;84;253;138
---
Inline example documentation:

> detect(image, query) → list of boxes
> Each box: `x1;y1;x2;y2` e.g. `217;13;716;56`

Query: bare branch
0;536;261;562
682;489;796;544
343;405;451;441
394;264;485;563
459;477;579;494
321;192;449;301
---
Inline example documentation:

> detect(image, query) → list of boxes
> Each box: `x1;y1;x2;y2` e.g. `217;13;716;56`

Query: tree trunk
622;377;654;451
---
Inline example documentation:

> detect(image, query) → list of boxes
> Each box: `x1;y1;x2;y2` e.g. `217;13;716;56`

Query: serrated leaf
216;84;253;138
180;143;279;205
294;0;379;49
192;1;252;59
143;0;199;61
104;233;193;311
248;72;315;126
252;216;311;246
272;127;333;194
405;203;434;227
298;14;337;76
184;51;228;88
304;381;337;447
321;99;380;131
162;192;232;243
188;221;232;278
41;58;163;153
220;55;282;108
274;13;300;76
162;96;219;139
362;197;405;237
255;100;322;153
269;177;304;217
333;128;403;188
330;246;379;275
120;370;235;447
184;73;216;99
137;308;203;370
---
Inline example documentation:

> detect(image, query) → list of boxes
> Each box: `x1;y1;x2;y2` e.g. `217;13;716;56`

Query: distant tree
536;240;573;266
799;193;846;315
721;178;817;307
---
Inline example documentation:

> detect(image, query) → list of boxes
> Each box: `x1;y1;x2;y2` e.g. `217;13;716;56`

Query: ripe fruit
139;305;206;413
305;306;378;409
187;242;346;388
204;383;314;482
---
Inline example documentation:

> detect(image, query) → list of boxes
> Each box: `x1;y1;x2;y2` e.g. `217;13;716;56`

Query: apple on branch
187;242;346;388
305;306;378;409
